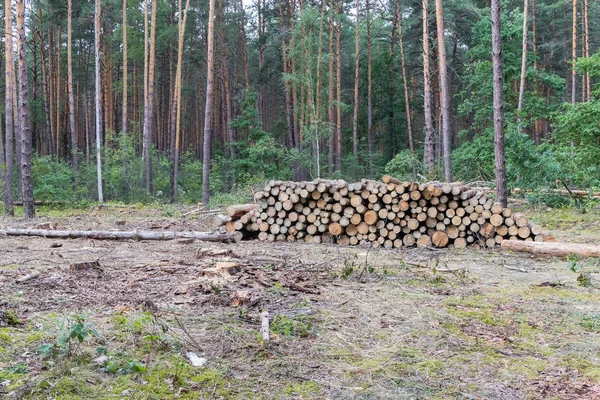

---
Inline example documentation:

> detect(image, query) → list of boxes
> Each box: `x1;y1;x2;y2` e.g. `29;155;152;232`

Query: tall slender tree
571;0;576;104
4;0;15;215
435;0;452;182
491;0;507;207
396;0;414;177
352;0;360;177
95;0;104;202
366;0;373;176
171;0;191;203
202;0;216;206
16;0;35;217
144;0;157;192
422;0;434;172
122;0;128;133
68;0;78;183
517;0;528;119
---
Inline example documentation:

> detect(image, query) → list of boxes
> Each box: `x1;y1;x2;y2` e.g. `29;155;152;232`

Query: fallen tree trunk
0;228;242;243
501;240;600;257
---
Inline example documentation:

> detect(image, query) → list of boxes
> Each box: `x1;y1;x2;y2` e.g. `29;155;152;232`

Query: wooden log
501;240;600;257
0;228;243;243
328;223;343;236
226;204;258;218
432;231;449;247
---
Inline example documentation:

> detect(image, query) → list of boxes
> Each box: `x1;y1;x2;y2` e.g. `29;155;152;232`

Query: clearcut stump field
1;204;599;399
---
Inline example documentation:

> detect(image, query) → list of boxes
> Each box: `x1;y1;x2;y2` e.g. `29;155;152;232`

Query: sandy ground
0;204;599;399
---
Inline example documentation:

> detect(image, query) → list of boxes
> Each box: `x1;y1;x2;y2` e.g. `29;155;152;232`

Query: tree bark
366;0;373;176
571;0;576;104
491;0;507;207
122;0;128;133
422;0;434;172
16;0;35;218
583;0;590;101
397;0;415;178
171;0;191;203
352;0;360;178
95;0;104;202
327;0;336;175
435;0;452;182
501;240;600;258
56;24;62;158
0;228;243;243
517;0;528;119
4;0;15;215
335;0;342;173
67;0;78;184
202;0;216;206
143;0;157;193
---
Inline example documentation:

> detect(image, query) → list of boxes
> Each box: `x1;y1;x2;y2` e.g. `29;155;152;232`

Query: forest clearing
1;200;599;399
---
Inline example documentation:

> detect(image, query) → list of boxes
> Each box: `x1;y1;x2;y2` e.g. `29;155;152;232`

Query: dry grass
0;204;599;399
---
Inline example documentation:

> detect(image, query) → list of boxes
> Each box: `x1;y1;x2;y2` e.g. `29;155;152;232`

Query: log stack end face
228;178;547;249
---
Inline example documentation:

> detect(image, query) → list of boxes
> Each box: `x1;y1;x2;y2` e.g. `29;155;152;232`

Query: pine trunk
435;0;452;182
95;0;104;202
202;0;216;206
327;0;336;175
366;0;373;176
491;0;507;207
571;0;576;104
352;0;360;178
16;0;35;217
517;0;528;119
4;0;15;215
122;0;128;133
67;0;78;183
422;0;434;172
397;0;415;177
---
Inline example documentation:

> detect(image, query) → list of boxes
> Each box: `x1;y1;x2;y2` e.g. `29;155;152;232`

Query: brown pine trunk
278;0;294;149
352;0;360;178
571;0;576;104
202;0;216;206
583;0;590;101
327;0;336;175
4;0;15;215
435;0;452;182
171;0;191;201
366;0;373;176
491;0;507;207
16;0;35;217
422;0;434;172
144;0;157;192
335;0;342;173
67;0;78;183
37;5;52;155
122;0;128;133
142;0;149;161
95;0;104;202
397;0;414;176
517;0;528;119
56;24;62;158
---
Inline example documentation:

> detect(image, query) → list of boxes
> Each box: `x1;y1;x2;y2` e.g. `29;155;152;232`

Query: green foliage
552;100;600;188
568;254;593;288
38;314;98;360
451;128;562;189
270;315;314;338
228;89;291;189
578;314;600;332
384;150;423;181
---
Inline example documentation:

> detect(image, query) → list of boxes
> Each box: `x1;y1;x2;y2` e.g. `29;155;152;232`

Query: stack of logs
222;177;548;249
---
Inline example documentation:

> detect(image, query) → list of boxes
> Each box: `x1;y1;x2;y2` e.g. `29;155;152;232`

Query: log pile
224;177;549;249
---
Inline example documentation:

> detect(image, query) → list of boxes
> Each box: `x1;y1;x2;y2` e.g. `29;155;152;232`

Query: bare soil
1;204;599;399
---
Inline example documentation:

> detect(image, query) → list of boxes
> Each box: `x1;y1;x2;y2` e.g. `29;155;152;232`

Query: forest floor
1;202;600;399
